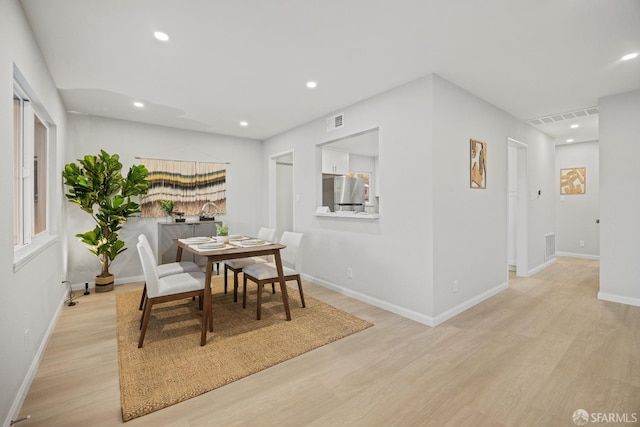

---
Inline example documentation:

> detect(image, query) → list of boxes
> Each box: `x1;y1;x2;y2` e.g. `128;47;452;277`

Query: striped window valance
139;158;227;217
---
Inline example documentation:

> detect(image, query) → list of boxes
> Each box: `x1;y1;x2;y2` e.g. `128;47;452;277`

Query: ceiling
20;0;640;143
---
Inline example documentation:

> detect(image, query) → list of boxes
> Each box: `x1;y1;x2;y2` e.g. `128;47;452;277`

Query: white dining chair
223;227;277;302
136;240;206;348
242;231;305;320
138;234;202;311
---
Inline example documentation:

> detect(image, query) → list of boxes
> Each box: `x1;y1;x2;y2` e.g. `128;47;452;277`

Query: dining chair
138;234;202;311
242;231;305;320
136;240;206;348
223;227;277;302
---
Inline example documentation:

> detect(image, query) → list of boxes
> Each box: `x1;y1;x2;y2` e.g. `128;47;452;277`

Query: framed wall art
470;139;487;189
560;167;586;194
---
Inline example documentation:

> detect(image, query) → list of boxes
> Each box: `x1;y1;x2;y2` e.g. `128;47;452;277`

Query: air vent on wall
326;113;344;132
528;106;598;126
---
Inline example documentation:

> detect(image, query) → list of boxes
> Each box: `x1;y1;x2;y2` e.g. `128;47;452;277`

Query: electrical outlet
347;267;353;279
579;240;585;247
453;280;459;293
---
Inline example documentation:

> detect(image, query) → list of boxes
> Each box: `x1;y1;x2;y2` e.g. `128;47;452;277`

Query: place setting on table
230;236;271;247
179;235;272;253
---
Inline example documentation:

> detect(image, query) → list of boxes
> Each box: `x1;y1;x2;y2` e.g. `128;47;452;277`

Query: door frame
507;138;529;278
268;150;295;233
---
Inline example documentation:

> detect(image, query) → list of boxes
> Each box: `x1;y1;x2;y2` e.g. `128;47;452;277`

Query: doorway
269;151;294;239
507;138;528;277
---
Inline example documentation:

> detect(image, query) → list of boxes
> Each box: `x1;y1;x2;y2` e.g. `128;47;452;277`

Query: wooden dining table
174;238;290;346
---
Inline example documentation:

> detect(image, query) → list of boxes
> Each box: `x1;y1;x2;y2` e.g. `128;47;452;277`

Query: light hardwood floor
17;257;640;426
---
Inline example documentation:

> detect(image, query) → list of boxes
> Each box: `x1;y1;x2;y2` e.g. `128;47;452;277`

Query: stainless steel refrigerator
323;176;365;212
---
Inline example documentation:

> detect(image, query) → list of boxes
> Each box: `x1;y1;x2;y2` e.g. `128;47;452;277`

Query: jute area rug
116;276;372;421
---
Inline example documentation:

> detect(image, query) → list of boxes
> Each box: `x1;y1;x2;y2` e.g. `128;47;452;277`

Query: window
13;94;21;246
13;77;55;268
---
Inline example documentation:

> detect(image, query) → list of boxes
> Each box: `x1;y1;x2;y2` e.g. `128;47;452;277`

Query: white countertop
314;211;379;219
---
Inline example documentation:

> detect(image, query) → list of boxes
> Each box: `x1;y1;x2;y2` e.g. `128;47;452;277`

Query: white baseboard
5;291;67;427
301;274;511;328
528;257;557;276
69;274;145;291
597;292;640;307
432;281;509;326
301;273;436;326
556;251;600;260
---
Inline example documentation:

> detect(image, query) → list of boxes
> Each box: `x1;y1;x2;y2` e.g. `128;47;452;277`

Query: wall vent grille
528;106;598;126
326;113;344;132
545;233;556;260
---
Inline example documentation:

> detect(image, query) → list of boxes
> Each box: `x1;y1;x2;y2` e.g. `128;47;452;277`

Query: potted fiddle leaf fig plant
63;150;150;292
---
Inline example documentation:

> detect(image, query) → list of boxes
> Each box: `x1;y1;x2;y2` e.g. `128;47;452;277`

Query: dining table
174;237;290;346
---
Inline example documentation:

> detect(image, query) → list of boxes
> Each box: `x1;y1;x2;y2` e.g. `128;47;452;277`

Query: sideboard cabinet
157;221;222;267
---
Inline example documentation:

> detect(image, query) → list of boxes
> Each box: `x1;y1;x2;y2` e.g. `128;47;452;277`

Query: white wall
64;115;264;285
599;89;640;306
555;141;600;258
263;74;556;324
0;0;68;423
431;75;556;318
521;128;557;273
264;76;435;323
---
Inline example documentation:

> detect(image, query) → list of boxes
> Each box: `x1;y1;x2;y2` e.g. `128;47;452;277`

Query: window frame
13;76;57;272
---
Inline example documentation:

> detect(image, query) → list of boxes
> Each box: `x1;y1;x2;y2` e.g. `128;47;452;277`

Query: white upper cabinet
322;149;350;174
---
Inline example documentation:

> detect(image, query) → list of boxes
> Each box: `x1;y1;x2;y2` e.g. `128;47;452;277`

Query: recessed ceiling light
566;138;574;143
154;31;170;42
239;121;248;127
133;101;144;108
570;124;580;129
621;52;638;61
306;81;318;89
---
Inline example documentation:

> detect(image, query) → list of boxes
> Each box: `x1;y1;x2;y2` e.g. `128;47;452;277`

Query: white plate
228;235;245;240
198;242;225;249
242;239;265;245
184;237;211;243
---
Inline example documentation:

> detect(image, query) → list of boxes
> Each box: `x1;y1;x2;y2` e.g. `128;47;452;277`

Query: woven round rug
116;276;372;421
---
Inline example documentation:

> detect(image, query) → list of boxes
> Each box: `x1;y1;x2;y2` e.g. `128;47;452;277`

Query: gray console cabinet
157;221;222;267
